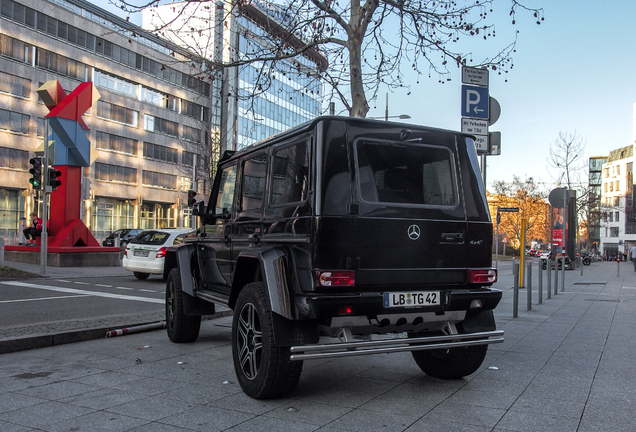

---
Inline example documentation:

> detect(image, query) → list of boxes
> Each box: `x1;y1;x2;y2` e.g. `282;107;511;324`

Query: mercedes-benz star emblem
408;224;420;240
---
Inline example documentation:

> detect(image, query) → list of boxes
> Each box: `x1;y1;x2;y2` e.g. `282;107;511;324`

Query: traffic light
187;189;197;206
48;167;62;191
29;157;43;189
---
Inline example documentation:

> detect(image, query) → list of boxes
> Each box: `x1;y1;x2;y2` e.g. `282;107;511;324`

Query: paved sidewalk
0;260;634;431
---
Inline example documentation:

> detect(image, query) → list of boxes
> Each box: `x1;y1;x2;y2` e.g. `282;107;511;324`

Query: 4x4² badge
408;224;420;240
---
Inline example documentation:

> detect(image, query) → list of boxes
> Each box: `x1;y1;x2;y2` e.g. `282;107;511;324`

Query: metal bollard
617;257;620;277
538;261;543;304
554;258;559;296
0;237;4;268
526;261;532;311
580;256;583;276
561;258;566;292
547;258;552;300
513;261;520;318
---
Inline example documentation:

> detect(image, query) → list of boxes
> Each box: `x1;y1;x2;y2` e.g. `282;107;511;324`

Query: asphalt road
0;275;166;334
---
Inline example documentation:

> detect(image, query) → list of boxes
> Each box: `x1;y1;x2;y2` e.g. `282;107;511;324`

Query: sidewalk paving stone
0;259;635;431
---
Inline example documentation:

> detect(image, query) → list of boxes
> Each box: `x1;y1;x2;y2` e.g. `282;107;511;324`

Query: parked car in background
540;253;573;270
102;228;143;248
123;228;192;280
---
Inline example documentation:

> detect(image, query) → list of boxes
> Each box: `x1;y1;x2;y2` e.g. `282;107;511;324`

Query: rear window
132;231;171;245
354;140;458;207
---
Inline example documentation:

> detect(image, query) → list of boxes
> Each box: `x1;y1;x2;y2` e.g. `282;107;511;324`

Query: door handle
440;232;464;243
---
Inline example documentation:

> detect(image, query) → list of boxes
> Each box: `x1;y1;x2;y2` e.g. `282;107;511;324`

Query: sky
101;0;636;193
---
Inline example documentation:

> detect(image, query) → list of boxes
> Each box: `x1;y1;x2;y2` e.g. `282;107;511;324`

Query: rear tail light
468;269;497;284
315;270;355;287
156;247;167;258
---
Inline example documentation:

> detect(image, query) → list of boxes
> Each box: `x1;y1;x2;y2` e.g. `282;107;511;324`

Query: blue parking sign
461;85;489;119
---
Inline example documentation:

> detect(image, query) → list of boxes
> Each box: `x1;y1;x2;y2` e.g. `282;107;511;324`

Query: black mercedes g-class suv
164;116;503;399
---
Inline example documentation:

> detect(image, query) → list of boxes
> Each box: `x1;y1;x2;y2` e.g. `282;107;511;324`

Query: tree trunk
348;0;368;118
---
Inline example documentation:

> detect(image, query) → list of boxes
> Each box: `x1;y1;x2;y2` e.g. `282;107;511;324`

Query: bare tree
548;131;589;221
114;0;544;118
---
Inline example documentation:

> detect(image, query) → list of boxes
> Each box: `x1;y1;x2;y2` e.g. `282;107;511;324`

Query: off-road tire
411;343;488;379
166;268;201;343
232;282;303;399
133;272;149;280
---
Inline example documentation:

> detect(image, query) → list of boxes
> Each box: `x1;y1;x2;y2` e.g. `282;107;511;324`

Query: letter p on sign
461;85;489;119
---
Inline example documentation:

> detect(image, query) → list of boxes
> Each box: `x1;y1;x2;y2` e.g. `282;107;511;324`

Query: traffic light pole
40;118;49;274
191;154;197;229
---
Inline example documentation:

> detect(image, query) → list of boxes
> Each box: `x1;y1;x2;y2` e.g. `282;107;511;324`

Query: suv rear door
348;127;490;288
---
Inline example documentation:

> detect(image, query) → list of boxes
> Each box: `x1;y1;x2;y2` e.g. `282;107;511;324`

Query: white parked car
123;228;193;280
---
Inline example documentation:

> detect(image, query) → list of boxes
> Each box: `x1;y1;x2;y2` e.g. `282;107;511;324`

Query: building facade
1;0;217;243
142;0;326;151
598;146;635;259
587;156;606;252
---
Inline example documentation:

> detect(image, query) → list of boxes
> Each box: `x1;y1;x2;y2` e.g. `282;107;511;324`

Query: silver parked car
122;228;192;280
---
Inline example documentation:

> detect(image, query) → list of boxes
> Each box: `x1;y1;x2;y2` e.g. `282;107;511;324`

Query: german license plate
383;291;440;308
134;250;149;257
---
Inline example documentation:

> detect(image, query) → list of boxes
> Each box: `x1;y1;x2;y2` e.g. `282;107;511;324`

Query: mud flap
271;312;319;346
458;309;496;333
182;291;217;317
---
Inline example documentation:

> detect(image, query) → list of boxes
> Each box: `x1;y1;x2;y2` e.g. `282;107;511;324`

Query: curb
0;310;234;355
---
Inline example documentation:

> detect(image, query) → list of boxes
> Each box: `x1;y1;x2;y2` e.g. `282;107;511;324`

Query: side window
215;164;237;214
172;234;185;245
270;140;309;206
240;153;267;211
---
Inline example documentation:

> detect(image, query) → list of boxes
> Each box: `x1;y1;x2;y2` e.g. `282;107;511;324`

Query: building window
0;72;30;98
0;109;28;134
615;180;620;191
141;86;167;108
143;114;178;138
36;48;88;81
181;99;207;121
183;125;201;143
143;142;178;164
0;146;28;169
0;33;33;64
615;212;620;222
94;162;137;184
94;70;136;98
142;170;177;189
97;101;138;127
92;197;135;238
95;131;138;156
610;227;619;237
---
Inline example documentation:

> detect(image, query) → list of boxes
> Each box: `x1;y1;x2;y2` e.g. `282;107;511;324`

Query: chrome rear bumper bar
289;330;504;361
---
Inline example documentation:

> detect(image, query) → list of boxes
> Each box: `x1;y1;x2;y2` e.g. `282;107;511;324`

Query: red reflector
156;247;167;258
469;269;497;284
316;270;355;287
338;305;354;315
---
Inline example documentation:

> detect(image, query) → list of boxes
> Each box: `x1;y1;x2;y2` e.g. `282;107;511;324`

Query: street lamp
367;93;411;120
